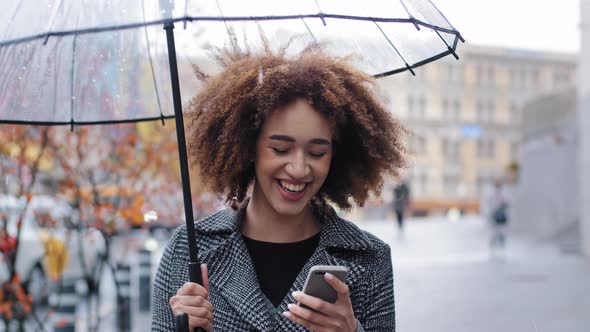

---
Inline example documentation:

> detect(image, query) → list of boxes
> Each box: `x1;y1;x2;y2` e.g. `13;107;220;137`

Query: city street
360;215;590;332
5;215;589;331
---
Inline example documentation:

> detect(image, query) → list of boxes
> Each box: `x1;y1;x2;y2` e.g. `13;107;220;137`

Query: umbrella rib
373;49;454;78
423;0;463;40
43;0;64;45
434;29;459;60
183;0;189;29
0;15;463;48
214;0;239;53
141;0;165;125
0;115;176;126
313;0;327;26
373;21;415;76
300;18;320;45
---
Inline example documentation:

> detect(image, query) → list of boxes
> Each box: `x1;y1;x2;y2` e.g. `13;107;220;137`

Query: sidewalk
357;216;590;332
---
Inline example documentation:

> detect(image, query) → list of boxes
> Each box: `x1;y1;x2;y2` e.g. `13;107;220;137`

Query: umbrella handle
175;262;205;332
175;313;205;332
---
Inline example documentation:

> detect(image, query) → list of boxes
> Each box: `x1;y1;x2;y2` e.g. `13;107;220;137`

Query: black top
242;233;320;307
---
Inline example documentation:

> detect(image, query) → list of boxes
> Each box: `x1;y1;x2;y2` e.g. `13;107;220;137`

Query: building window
442;99;461;122
419;97;426;118
487;101;495;122
476;99;494;123
475;174;489;195
453;100;462;121
487;65;495;86
476;101;483;122
412;172;428;195
510;141;520;161
443;174;460;197
510;103;521;124
531;69;540;90
477;139;495;158
476;64;483;86
442;139;460;159
409;134;426;154
408;97;426;119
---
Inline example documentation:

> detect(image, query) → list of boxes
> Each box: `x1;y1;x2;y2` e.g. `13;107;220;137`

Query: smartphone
299;265;348;309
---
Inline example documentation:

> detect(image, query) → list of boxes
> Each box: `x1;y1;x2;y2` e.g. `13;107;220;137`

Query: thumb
201;263;210;296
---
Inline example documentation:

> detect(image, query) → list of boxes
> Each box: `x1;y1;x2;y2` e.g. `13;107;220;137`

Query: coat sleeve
359;244;396;331
151;228;183;332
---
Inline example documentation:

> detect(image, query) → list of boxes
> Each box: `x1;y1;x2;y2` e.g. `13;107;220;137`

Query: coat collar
193;204;375;331
194;204;378;252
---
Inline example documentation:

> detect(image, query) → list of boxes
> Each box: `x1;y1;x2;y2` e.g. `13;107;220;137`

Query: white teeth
280;180;306;192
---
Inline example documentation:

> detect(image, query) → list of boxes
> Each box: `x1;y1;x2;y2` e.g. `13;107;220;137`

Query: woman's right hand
169;264;213;331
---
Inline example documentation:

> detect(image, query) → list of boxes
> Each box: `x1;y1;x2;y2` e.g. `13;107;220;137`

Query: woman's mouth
276;180;308;201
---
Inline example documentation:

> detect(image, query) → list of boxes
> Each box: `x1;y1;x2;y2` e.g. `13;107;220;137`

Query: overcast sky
432;0;580;53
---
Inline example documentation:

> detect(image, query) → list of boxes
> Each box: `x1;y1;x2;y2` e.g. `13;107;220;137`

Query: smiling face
252;98;334;218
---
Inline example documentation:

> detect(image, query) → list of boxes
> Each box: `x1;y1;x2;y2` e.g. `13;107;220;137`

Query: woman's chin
270;198;310;217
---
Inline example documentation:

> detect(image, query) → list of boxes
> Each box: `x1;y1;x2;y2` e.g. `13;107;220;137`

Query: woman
152;50;406;331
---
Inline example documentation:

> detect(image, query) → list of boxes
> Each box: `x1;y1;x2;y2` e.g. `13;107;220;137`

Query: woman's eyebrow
269;135;331;145
309;138;331;145
269;134;295;142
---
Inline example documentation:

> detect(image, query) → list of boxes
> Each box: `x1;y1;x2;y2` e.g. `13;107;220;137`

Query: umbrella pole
164;21;204;332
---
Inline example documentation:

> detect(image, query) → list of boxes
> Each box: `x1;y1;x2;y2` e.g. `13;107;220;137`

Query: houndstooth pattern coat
151;205;395;331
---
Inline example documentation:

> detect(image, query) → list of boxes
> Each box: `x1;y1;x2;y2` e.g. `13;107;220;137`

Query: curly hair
186;51;406;210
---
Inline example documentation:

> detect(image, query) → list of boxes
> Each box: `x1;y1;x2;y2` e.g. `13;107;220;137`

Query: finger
176;281;209;298
169;295;214;313
201;263;210;295
188;315;213;331
282;310;324;331
292;291;337;316
173;303;213;322
287;303;337;327
324;273;350;298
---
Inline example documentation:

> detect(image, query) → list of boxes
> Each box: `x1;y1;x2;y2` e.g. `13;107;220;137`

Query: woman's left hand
283;273;357;332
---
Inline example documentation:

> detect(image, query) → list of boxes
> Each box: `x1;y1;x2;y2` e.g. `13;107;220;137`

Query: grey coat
151;206;395;331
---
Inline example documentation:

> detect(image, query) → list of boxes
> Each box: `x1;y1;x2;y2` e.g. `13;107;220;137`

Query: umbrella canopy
0;0;463;125
1;2;464;328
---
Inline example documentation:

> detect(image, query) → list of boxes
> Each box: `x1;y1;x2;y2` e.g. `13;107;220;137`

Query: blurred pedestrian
480;177;509;252
152;50;406;331
393;179;411;230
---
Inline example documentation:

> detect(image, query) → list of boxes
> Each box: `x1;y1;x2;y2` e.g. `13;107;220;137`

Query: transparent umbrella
0;0;463;328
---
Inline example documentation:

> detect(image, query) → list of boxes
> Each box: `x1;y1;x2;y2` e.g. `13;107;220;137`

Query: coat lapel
196;210;276;331
275;210;372;331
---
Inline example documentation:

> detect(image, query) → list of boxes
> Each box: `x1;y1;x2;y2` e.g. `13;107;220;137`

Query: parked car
0;195;107;305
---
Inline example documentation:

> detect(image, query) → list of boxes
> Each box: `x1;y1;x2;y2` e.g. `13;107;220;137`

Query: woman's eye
271;147;288;154
309;152;326;158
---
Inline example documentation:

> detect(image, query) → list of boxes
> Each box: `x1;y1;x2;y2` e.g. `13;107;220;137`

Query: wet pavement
359;215;590;332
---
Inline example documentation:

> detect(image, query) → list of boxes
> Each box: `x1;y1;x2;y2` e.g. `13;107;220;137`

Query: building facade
378;44;576;215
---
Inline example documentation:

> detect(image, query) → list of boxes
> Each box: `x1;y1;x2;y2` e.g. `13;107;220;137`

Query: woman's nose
286;152;310;178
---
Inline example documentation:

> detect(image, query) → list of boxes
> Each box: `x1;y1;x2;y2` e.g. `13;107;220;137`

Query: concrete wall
511;115;578;239
580;0;590;255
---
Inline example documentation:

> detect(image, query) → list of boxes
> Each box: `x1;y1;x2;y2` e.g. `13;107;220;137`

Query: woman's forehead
260;99;333;140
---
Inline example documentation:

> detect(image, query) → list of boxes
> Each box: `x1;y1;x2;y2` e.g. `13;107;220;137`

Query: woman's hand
169;264;214;331
283;273;357;332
